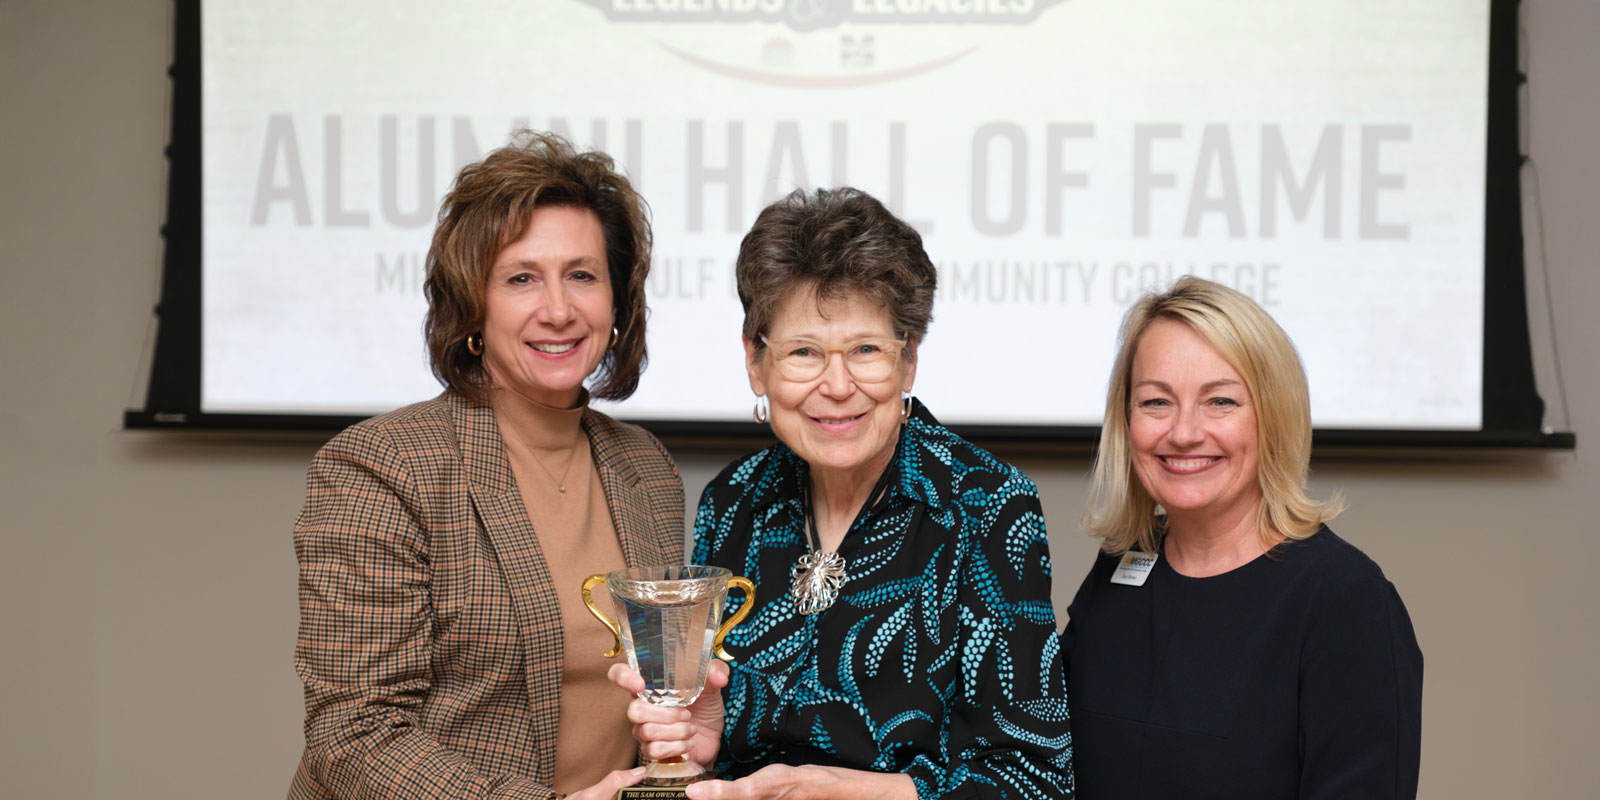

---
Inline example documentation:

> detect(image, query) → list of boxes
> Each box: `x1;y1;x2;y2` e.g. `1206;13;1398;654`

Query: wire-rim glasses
759;335;906;383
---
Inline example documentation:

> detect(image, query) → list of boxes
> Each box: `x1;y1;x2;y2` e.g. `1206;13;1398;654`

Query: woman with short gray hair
618;187;1075;800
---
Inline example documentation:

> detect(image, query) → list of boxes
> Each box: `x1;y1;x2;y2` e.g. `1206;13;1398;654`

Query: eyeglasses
759;336;907;383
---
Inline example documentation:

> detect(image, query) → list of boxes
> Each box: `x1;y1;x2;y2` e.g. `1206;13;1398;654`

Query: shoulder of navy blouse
1061;526;1421;800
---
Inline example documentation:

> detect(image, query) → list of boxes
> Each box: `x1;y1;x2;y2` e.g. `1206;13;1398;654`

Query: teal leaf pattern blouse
693;401;1074;799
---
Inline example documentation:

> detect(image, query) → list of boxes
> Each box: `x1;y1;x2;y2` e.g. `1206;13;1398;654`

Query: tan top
494;389;633;795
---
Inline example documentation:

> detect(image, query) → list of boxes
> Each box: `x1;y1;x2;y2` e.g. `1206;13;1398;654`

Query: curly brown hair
423;130;652;402
735;187;936;356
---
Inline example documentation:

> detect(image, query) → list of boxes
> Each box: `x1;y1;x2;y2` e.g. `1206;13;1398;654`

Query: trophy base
616;787;691;800
615;758;710;799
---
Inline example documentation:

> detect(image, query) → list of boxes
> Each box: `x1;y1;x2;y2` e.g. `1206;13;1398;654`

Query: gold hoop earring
753;395;770;424
609;326;619;348
466;333;484;356
902;393;913;422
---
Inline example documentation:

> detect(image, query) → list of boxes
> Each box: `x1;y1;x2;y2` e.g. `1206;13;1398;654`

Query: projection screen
182;0;1505;434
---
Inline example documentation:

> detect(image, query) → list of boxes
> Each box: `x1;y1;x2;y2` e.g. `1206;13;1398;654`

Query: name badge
1110;551;1159;586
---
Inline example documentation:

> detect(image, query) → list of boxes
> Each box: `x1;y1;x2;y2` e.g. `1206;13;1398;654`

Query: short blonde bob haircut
1083;276;1343;555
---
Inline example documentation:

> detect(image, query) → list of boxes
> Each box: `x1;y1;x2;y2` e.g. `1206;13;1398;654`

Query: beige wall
3;1;1595;797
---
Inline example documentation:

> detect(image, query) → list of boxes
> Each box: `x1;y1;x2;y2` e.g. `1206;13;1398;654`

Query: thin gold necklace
501;415;583;493
527;441;580;493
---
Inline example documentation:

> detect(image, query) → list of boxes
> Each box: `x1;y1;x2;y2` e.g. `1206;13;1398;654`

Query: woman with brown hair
288;131;683;800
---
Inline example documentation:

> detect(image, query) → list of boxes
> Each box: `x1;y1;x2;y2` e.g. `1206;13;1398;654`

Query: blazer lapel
584;410;671;569
452;393;562;784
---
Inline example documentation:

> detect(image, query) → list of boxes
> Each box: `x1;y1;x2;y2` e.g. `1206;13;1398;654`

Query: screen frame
125;0;1575;451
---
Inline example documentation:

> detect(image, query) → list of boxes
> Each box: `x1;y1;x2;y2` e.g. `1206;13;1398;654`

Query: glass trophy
582;565;755;800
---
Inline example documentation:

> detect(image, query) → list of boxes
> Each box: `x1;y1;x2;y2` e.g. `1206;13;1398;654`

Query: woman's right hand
609;660;729;768
565;766;647;800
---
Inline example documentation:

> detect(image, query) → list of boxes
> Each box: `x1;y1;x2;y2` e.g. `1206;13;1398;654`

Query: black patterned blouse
692;401;1074;799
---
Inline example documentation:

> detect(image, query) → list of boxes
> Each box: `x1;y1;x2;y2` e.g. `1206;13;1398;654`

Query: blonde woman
1062;276;1422;799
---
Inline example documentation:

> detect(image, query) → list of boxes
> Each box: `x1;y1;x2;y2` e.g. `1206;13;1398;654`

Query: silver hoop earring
901;393;913;422
753;395;770;424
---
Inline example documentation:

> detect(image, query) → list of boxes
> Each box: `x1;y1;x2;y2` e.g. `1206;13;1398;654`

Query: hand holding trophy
582;566;755;800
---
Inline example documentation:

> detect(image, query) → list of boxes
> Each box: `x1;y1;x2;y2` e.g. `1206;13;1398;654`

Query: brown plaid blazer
287;392;684;800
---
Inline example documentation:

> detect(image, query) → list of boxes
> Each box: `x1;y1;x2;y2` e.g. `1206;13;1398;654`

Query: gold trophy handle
580;573;623;658
712;576;756;662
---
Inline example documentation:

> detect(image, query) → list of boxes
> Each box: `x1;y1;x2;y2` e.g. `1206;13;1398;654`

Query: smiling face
746;287;916;485
481;205;614;408
1127;318;1262;535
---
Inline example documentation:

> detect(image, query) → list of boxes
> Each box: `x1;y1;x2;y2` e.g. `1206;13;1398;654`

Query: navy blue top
693;401;1074;799
1062;527;1422;800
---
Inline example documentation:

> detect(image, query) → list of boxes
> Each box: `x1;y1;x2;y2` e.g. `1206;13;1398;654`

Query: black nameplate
616;787;689;800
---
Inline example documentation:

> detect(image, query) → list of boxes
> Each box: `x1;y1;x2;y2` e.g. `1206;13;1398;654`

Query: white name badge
1111;551;1159;586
